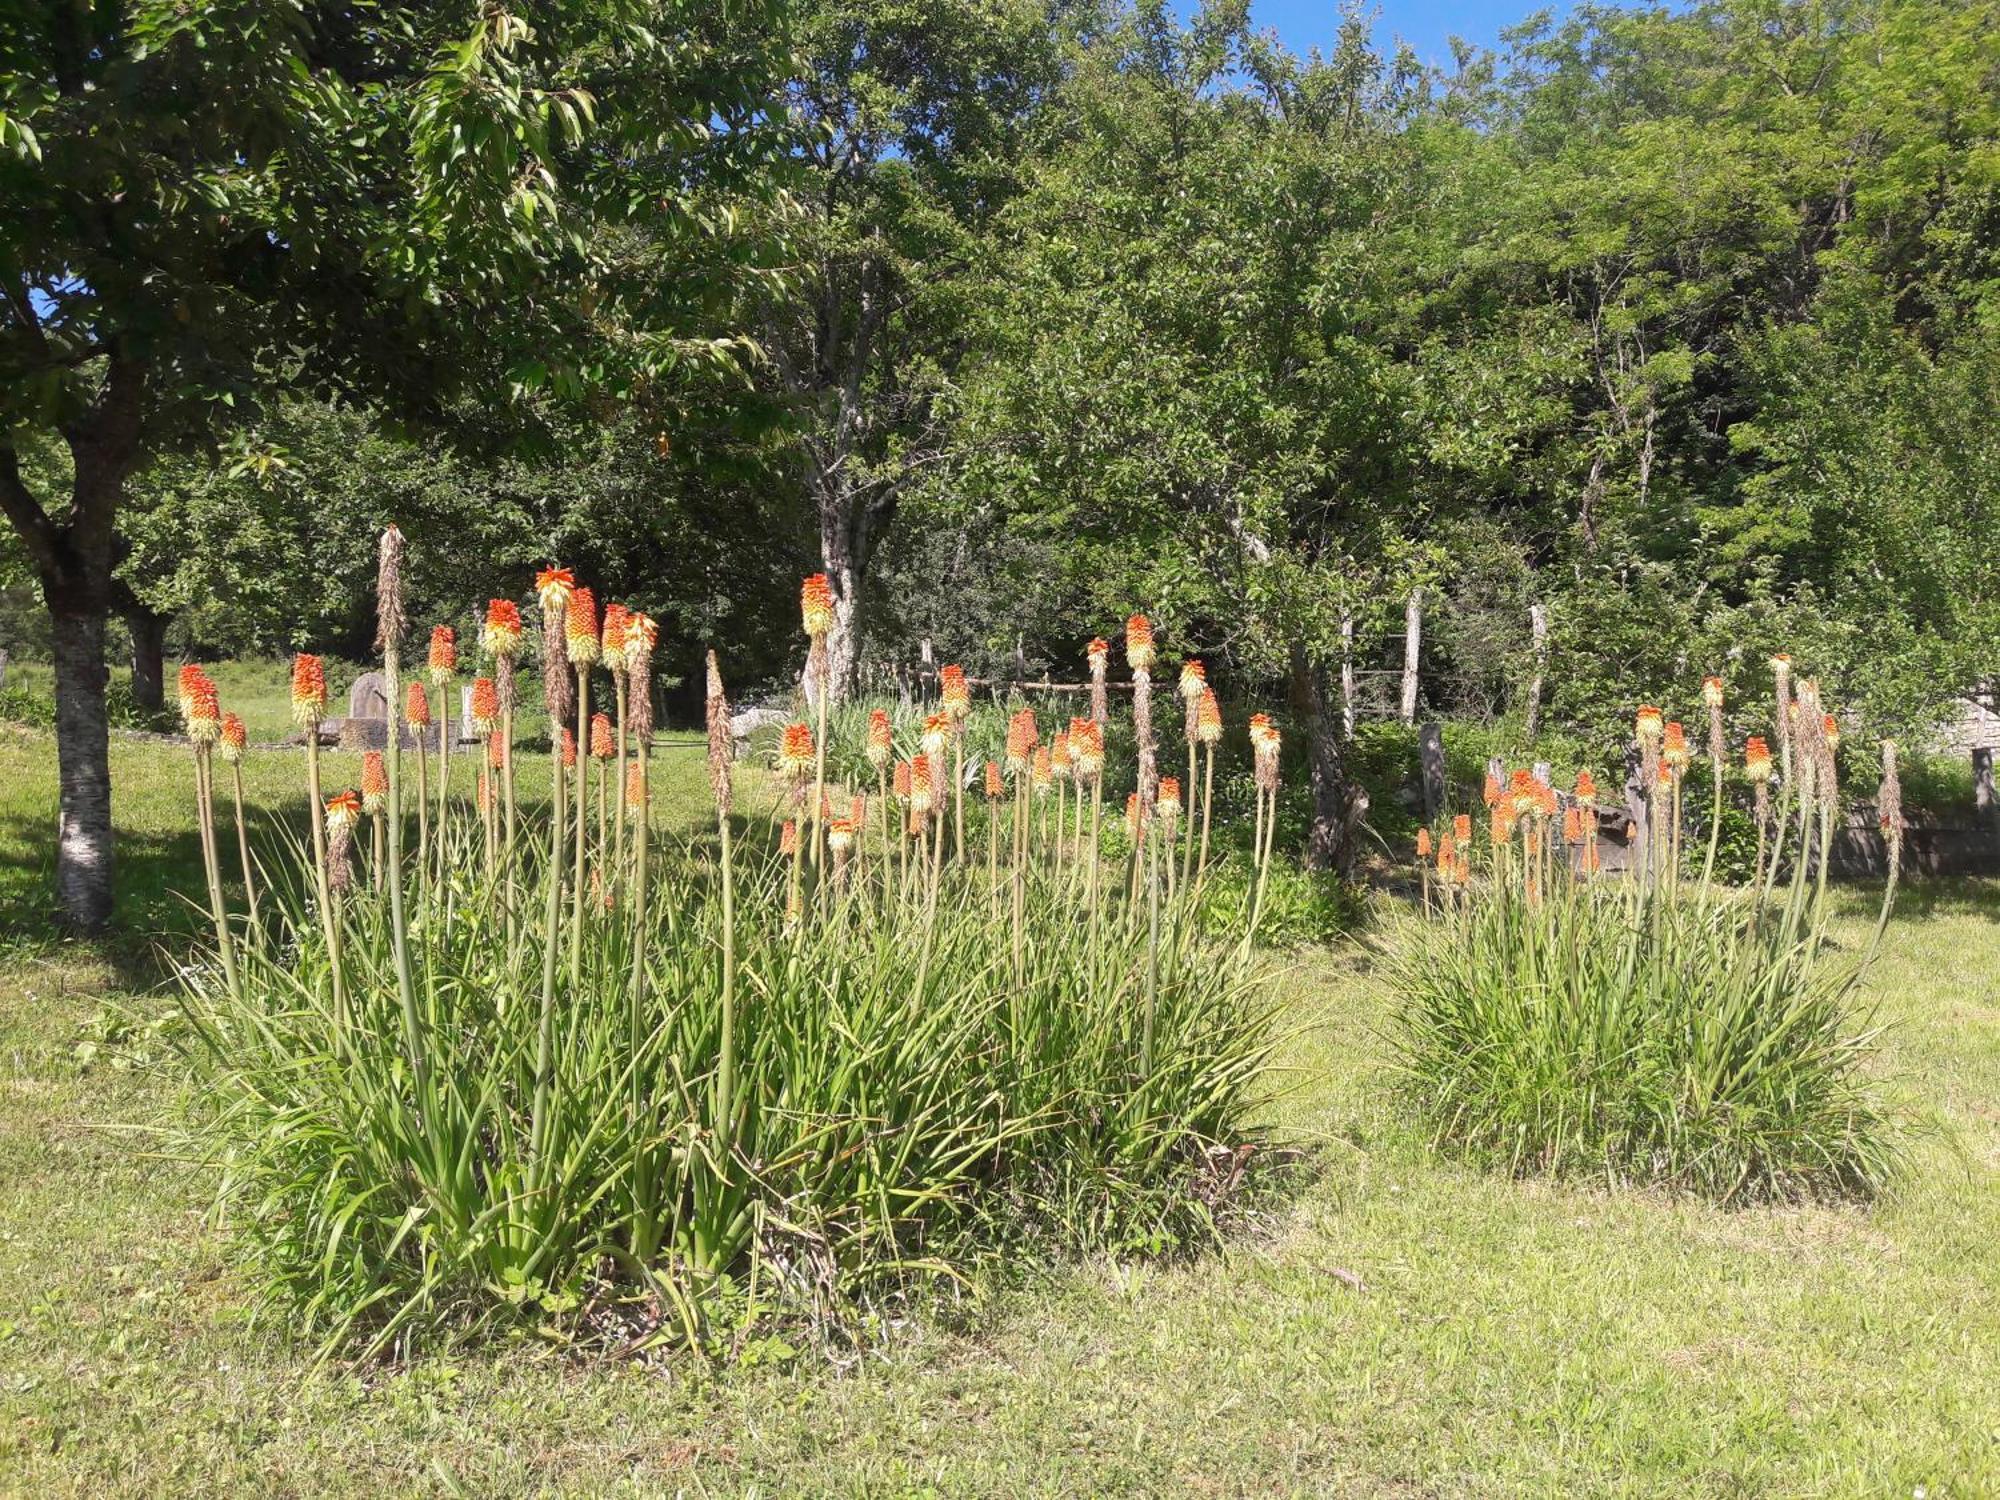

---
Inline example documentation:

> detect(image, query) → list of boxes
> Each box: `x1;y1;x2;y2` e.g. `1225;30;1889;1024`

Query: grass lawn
2;695;1996;1496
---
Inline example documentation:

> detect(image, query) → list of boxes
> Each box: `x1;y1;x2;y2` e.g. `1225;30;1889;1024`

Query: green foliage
174;797;1276;1355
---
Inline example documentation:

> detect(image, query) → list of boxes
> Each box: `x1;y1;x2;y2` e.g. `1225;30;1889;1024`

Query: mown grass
2;704;1997;1495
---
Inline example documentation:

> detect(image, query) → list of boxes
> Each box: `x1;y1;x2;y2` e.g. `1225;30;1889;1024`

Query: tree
1;0;789;928
769;0;1073;701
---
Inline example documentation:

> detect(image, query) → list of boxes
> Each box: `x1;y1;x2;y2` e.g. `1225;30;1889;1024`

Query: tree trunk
1399;588;1422;726
51;605;115;931
1339;609;1356;739
1288;644;1365;875
126;602;167;712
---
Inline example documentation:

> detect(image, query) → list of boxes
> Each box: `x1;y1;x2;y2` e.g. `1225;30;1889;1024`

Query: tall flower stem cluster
1395;658;1905;1201
174;557;1278;1356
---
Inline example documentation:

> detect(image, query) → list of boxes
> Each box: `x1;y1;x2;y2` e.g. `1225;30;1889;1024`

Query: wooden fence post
1340;610;1356;739
1976;746;1996;833
1525;602;1548;740
1400;588;1422;726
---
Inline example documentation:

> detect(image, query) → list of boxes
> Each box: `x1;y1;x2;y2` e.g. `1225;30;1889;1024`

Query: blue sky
1249;1;1562;69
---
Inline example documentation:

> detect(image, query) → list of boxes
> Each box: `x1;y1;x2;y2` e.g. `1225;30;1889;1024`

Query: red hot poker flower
1179;659;1206;701
984;760;1003;799
483;599;523;659
600;603;631;670
469;677;501;733
427;625;457;684
564;588;601;666
535;566;575;616
405;681;432;727
218;713;247;763
779;721;815;775
560;727;578;768
939;664;970;720
800;574;835;638
865;708;893;769
290;654;328;727
361;752;388;814
590;711;615;759
1125;615;1156;672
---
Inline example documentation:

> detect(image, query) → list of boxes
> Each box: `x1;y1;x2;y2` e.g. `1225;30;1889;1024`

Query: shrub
1389;680;1904;1202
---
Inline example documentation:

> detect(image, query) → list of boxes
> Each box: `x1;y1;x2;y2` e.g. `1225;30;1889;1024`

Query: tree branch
0;439;67;579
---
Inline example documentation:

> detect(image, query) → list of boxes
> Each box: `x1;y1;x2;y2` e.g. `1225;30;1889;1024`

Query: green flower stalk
180;667;239;1001
426;626;457;890
376;526;423;1098
565;587;601;990
291;653;343;1024
218;713;260;940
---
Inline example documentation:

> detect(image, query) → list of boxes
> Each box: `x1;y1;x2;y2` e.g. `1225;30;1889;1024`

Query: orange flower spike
1157;776;1182;817
800;573;835;639
1562;806;1583;845
290;653;328;727
534;566;575;616
1005;708;1038;772
182;669;220;742
1702;675;1725;710
1536;783;1558;819
1482;770;1502;808
1509;768;1538;818
404;681;432;727
1125;614;1156;672
1417;827;1433;859
1033;745;1053;789
560;728;578;768
1195;687;1222;744
487;731;507;771
1635;705;1664;744
938;664;971;721
427;625;458;685
909;753;934;814
218;713;247;764
1437;832;1455;877
176;663;210;719
1744;736;1773;783
361;752;389;814
1489;805;1515;847
564;588;601;666
599;603;631;671
483;599;524;660
1662;721;1691;769
469;677;501;734
625;760;645;810
1455;850;1471;884
1178;659;1206;702
865;708;893;769
894;760;913;801
778;721;815;776
1086;638;1109;671
1822;714;1841;752
1574;769;1598;806
1454;813;1471;843
780;820;798;856
922;712;949;758
984;760;1003;800
324;789;362;834
1051;730;1072;779
849;794;866;827
590;711;615;759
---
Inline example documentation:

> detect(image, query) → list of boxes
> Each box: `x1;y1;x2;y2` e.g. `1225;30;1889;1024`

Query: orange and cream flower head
290;653;328;728
778;721;815;778
1483;769;1502;808
1416;827;1432;860
1086;637;1109;673
921;712;949;759
1489;802;1516;846
1124;792;1145;839
535;566;575;618
1453;813;1472;844
1635;705;1664;745
1562;806;1585;845
1744;736;1773;783
1032;744;1053;791
1436;832;1455;879
483;599;524;660
800;573;835;639
590;711;615;760
909;753;934;815
984;760;1003;800
1125;614;1156;673
564;587;600;667
625;609;658;655
625;760;645;812
1051;729;1072;779
560;727;578;768
939;664;970;723
1006;708;1037;773
1178;659;1206;703
599;602;631;673
180;666;220;744
324;788;362;835
780;819;798;856
405;681;432;728
1662;721;1691;770
361;752;389;815
214;713;246;766
469;677;501;735
1821;713;1840;753
828;818;856;855
865;708;893;770
1071;719;1105;780
427;625;457;686
894;759;913;802
1702;675;1724;710
1574;769;1598;807
1195;687;1222;745
1157;776;1182;819
1508;768;1538;819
